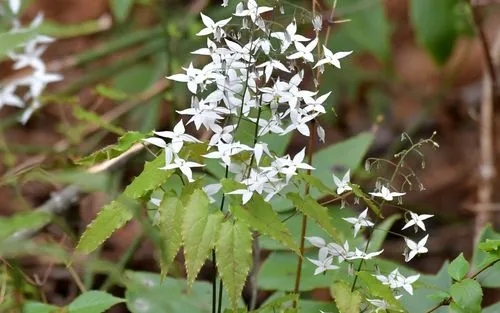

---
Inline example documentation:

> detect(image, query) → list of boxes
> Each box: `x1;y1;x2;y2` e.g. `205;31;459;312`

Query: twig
471;2;500;243
6;142;146;242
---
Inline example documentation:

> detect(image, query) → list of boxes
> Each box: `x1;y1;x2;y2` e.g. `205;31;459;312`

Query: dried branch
471;3;500;242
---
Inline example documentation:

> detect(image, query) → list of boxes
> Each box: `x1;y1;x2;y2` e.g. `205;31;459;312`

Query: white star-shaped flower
342;208;374;237
196;13;231;40
402;212;433;232
404;235;429;262
333;170;352;195
287;37;318;63
369;185;405;201
314;45;352;69
161;156;204;182
153;120;200;153
307;247;339;275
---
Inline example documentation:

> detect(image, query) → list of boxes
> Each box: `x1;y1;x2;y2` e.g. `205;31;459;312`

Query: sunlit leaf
331;281;361;313
67;291;124;313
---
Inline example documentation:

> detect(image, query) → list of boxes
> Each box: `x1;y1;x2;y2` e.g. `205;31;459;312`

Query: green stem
293;119;316;307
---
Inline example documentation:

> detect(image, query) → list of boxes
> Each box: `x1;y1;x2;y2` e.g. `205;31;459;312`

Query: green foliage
76;131;148;166
410;0;471;65
356;271;403;311
0;30;36;59
76;198;133;254
123;151;173;199
157;193;185;275
73;106;125;135
0;211;51;242
449;279;482;313
95;84;129;101
472;225;500;287
111;0;135;23
287;193;341;242
367;214;400;252
125;272;232;313
331;281;361;313
447;253;469;281
231;195;299;253
67;291;124;313
216;219;252;310
182;189;223;285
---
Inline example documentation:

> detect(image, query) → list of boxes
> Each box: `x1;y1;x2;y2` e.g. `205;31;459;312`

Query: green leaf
111;0;135;23
410;0;461;65
448;253;469;281
23;301;60;313
67;290;124;313
449;279;482;313
76;131;147;166
73;106;125;135
343;0;391;63
367;214;400;252
331;281;361;313
0;211;51;242
95;84;128;101
471;225;500;287
232;195;299;253
478;239;500;256
76;199;133;254
182;190;223;285
258;252;337;291
216;219;252;310
0;30;36;58
483;301;500;313
287;193;340;242
24;169;110;192
38;18;112;39
356;271;403;310
123;151;173;199
157;193;185;275
125;272;233;313
311;132;374;200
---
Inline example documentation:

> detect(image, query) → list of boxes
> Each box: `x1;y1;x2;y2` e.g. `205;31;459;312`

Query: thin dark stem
293;120;316;307
212;250;217;313
217;279;224;313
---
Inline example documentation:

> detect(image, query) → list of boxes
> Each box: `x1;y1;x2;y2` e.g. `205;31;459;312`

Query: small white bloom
161;157;204;182
312;15;322;32
333;170;352;195
287;37;318;63
369;185;405;201
366;298;389;312
0;83;23;109
314;45;353;69
375;268;420;295
404;235;429;262
153;120;200;153
316;124;325;143
342;208;374;237
203;183;222;203
8;0;21;14
402;212;433;232
307;248;339;275
196;13;231;40
305;236;326;248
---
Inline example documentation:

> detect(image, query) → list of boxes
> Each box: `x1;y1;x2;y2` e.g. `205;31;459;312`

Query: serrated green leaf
76;199;133;254
0;30;36;58
331;281;361;313
182;190;223;285
111;0;135;23
410;0;461;65
73;106;125;135
124;151;173;199
367;214;400;252
297;173;335;195
448;253;469;281
356;271;403;310
216;219;252;310
67;290;124;313
287;193;340;242
232;196;299;254
76;131;148;166
449;279;482;313
0;211;51;242
157;193;185;275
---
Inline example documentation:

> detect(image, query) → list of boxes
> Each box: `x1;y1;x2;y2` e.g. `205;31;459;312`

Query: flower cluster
144;0;352;204
0;0;62;123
